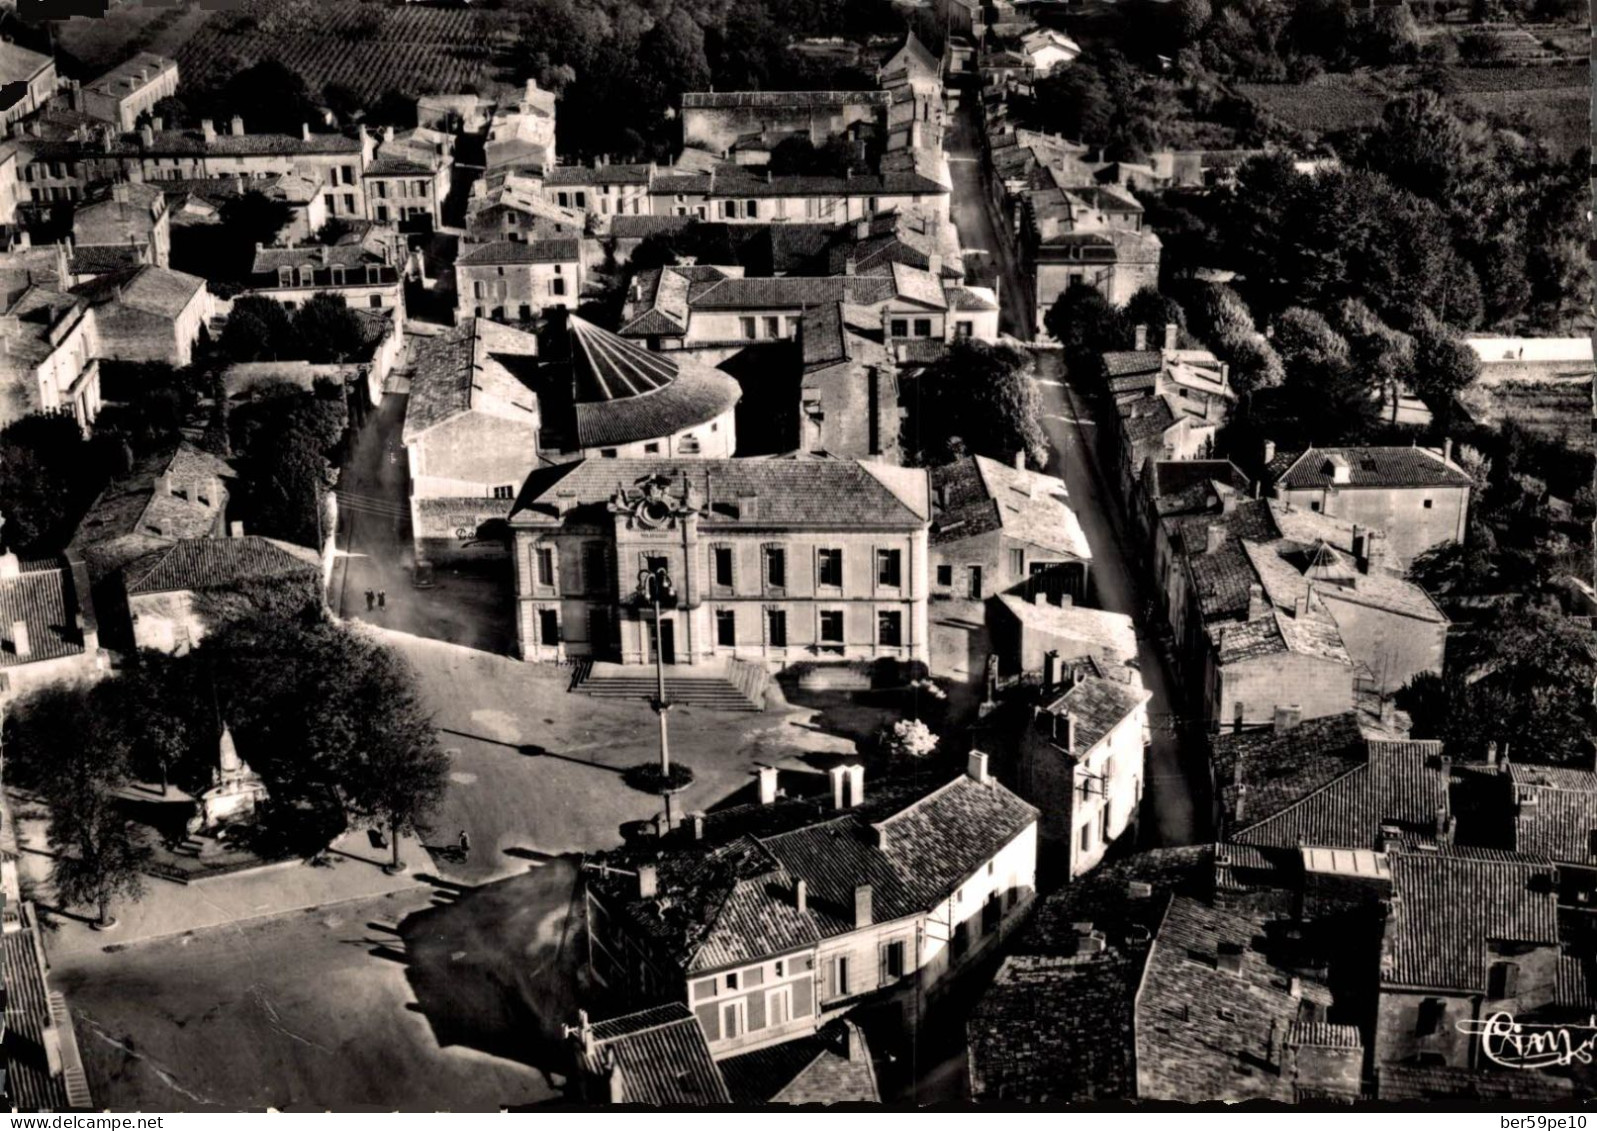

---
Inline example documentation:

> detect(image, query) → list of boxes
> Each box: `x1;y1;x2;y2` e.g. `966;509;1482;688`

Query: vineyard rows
175;0;517;102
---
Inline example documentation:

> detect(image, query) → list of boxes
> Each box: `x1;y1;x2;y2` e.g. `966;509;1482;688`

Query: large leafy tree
1044;283;1130;378
0;413;104;553
903;340;1048;469
292;293;369;364
1399;604;1597;764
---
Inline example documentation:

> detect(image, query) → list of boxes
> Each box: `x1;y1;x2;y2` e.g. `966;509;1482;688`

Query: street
946;89;1032;339
1033;354;1206;846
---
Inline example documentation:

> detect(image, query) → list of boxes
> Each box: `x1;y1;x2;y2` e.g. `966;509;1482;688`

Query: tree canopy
902;340;1049;469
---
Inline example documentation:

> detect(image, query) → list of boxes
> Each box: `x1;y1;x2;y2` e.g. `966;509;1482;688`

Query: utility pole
637;564;676;828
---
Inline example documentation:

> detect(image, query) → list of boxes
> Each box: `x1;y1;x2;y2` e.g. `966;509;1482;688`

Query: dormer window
297;267;313;287
277;267;292;287
331;266;345;286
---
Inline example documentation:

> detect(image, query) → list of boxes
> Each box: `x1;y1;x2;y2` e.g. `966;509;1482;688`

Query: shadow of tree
395;857;589;1087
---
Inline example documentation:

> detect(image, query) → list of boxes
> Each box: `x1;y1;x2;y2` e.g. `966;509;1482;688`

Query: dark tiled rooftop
1210;713;1367;840
1267;446;1472;491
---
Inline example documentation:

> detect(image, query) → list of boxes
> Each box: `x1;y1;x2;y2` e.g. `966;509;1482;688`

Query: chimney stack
11;619;29;658
1164;322;1178;352
853;883;873;928
843;253;856;276
0;553;19;580
756;764;779;805
229;520;245;538
155;472;175;497
736;493;758;521
301;123;312;142
1273;704;1301;734
1205;523;1225;555
927;253;942;278
1133;324;1148;351
1246;583;1266;621
795;878;808;914
1014;449;1026;471
828;764;855;809
139;124;154;147
967;750;992;785
844;763;864;807
201;119;216;144
231;115;245;136
1443;436;1454;465
1486;740;1499;767
151;116;163;133
1262;439;1276;466
688;811;706;841
637;861;658;899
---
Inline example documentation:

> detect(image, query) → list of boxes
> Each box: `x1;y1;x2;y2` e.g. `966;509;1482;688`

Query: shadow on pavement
396;857;586;1086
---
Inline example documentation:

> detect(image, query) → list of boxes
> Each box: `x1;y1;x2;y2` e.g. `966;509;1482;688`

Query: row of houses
971;713;1597;1103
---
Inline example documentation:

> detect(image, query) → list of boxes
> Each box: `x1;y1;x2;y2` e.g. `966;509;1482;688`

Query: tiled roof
122;535;319;596
1234;740;1450;850
1384;850;1558;992
589;771;1034;976
1163;499;1279;623
1508;763;1597;864
1150;460;1250;501
68;245;145;277
1377;1064;1576;1103
543;163;653;186
27;126;363;160
510;458;929;529
969;953;1139;1103
1215;603;1350;667
686;275;905;312
1118;394;1177;448
681;91;889;109
455;238;579;266
1210;713;1368;840
581;1003;732;1104
2;921;71;1111
875;774;1040;906
71;264;205;318
760;816;921;935
71;443;233;570
84;52;175;100
929;456;1089;559
401;319;540;440
1244;537;1445;623
719;1020;880;1105
1040;674;1151;758
0;42;52;85
996;595;1138;662
1267;446;1472;491
1135;897;1320;1103
0;559;90;669
562;316;741;448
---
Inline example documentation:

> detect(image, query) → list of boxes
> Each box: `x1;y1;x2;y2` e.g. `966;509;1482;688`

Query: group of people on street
365;589;387;611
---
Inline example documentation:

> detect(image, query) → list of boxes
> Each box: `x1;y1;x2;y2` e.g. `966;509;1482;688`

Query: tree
1271;307;1351;375
229;383;344;547
1123;287;1187;343
1331;299;1415;407
904;340;1048;468
328;642;449;873
216;59;321;137
50;800;149;930
1407;310;1481;404
292;293;368;364
1223;333;1287;396
220;295;296;361
0;413;103;553
1044;283;1129;376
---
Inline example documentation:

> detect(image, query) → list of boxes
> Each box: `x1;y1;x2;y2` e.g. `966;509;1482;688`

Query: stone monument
186;724;270;837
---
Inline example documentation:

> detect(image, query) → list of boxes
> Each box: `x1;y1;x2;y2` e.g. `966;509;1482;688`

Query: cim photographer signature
1458;1013;1597;1070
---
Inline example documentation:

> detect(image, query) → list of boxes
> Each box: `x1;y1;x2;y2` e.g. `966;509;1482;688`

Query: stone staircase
577;661;764;712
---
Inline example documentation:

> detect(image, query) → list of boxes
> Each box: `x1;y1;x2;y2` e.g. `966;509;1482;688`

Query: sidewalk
11;805;432;958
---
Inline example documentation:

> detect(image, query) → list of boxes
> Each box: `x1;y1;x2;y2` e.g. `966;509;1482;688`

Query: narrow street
945;89;1032;339
1034;355;1206;846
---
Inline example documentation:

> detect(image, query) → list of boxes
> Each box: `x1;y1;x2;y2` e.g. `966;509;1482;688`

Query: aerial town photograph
0;0;1588;1113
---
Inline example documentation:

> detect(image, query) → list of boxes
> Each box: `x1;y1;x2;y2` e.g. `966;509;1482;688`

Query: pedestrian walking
365;589;375;611
378;589;387;609
458;829;471;857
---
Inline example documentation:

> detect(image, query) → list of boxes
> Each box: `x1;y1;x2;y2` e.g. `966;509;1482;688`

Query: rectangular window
1416;998;1445;1037
982;892;1002;935
876;548;902;587
343;193;355;213
1079;822;1093;853
741;316;758;340
714;546;734;588
722;1000;745;1039
913;317;933;337
519;304;533;321
878;610;902;647
890;319;909;338
574;192;586;207
952;921;969;960
1101;802;1112;845
819;609;844;646
767;609;788;648
1423;499;1434;509
766;985;792;1028
883;940;906;980
817;548;843;588
726;972;739;991
936;564;953;587
644;442;660;454
1009;548;1025;577
833;956;850;997
764;316;780;339
968;566;983;600
369;295;384;308
492;485;514;500
716;609;736;647
955;320;973;339
538;608;560;645
536;547;555;587
765;546;786;589
551;277;567;297
583;542;609;594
